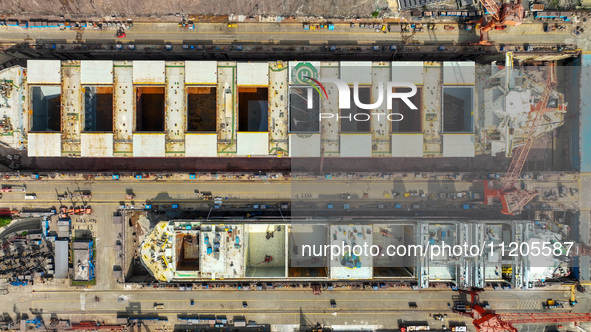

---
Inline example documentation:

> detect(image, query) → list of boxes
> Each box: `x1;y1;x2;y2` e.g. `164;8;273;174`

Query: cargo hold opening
245;224;286;278
136;86;165;132
238;87;268;132
372;225;416;278
391;86;422;133
341;86;371;133
175;233;200;272
187;86;217;132
443;86;474;133
289;86;320;133
84;86;113;132
30;86;61;132
288;225;328;278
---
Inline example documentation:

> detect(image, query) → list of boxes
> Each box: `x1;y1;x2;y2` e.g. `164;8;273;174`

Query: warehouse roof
73;242;91;281
54;240;69;279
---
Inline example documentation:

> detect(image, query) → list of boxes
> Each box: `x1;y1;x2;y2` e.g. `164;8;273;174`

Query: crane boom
485;63;558;215
454;289;591;332
475;0;523;44
480;0;501;21
502;63;557;191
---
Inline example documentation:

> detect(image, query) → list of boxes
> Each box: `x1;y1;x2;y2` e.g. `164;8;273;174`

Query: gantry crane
453;289;517;332
476;0;525;45
453;289;591;332
485;63;557;215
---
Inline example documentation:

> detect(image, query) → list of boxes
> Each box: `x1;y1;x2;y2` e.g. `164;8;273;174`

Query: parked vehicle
543;299;565;309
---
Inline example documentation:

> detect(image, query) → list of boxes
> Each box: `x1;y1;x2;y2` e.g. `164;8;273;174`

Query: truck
400;324;430;332
543;299;565;309
10;186;26;192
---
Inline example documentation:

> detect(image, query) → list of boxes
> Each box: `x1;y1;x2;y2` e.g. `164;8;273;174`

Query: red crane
476;0;524;45
453;289;591;332
501;312;591;324
484;63;557;215
453;289;517;332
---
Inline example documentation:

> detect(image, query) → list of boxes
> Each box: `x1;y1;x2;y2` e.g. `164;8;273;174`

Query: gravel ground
0;0;388;18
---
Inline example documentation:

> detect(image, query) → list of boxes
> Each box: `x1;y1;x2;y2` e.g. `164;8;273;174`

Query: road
0;21;587;48
6;288;584;328
0;174;578;205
